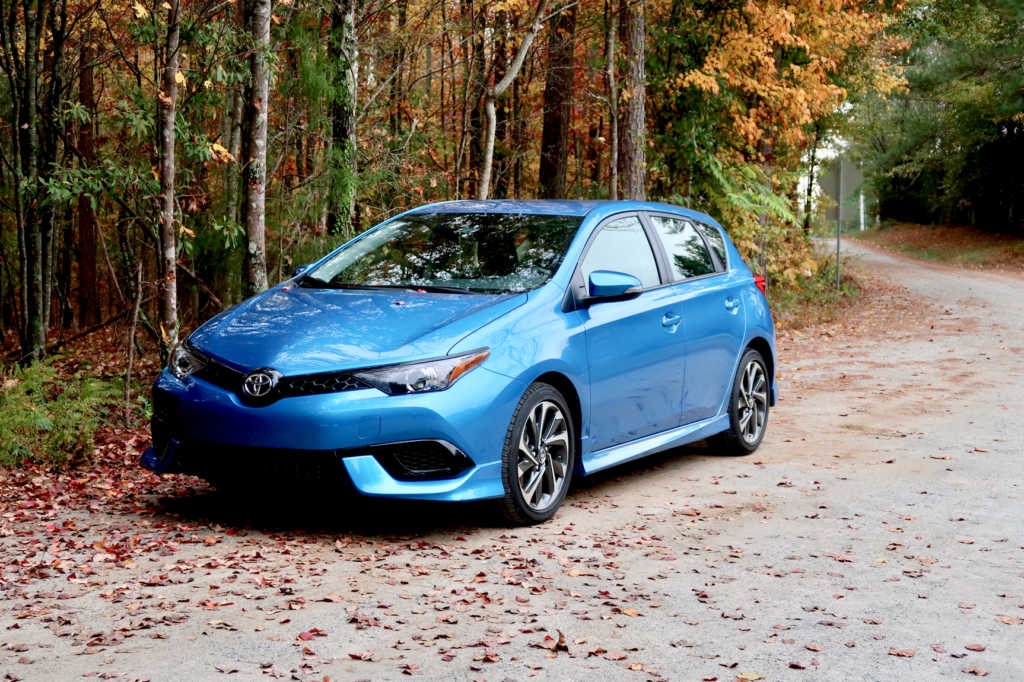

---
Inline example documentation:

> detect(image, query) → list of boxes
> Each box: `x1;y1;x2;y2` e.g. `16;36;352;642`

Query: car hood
188;286;528;375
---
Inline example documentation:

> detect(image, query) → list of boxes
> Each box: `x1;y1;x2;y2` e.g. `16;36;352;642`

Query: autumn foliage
0;0;901;362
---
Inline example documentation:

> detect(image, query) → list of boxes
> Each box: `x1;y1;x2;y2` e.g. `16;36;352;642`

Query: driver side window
581;216;660;289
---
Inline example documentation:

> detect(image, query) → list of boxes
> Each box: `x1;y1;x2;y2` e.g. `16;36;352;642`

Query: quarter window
697;223;728;268
581;216;660;288
649;216;716;280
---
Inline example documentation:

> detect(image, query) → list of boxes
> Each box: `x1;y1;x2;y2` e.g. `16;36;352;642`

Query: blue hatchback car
144;200;777;524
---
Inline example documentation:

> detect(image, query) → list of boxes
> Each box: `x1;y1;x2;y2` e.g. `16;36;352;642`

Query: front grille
191;358;370;404
174;439;354;486
278;372;369;397
169;439;473;485
194;359;244;393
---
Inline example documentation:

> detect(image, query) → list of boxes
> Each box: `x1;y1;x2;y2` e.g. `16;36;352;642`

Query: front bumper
145;365;523;501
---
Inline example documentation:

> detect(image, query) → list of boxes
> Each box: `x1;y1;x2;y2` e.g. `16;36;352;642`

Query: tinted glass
581;216;660;288
304;213;583;294
698;223;728;267
649;216;716;280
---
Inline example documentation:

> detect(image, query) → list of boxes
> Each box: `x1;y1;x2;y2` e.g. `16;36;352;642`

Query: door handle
662;312;682;328
725;296;741;311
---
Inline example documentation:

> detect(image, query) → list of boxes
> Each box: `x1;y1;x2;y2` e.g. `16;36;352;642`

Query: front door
579;215;686;452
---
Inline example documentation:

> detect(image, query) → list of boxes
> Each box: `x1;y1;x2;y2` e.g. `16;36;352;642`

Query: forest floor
848;222;1024;275
1;240;1022;681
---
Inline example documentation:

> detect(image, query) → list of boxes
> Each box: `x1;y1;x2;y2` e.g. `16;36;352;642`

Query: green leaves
0;361;116;469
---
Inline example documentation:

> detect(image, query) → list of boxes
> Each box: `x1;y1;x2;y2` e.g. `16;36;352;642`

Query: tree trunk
477;0;551;201
605;1;618;200
240;0;272;295
513;70;523;197
327;0;357;235
492;10;511;199
227;86;244;223
158;0;182;352
389;0;408;135
804;121;819;232
78;41;100;328
468;0;486;198
538;4;577;199
619;0;645;201
16;0;44;361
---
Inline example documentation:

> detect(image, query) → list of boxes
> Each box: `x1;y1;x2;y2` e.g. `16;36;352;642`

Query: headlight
168;342;207;379
351;349;489;395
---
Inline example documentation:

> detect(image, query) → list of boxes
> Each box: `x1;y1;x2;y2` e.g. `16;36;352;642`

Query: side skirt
581;414;731;475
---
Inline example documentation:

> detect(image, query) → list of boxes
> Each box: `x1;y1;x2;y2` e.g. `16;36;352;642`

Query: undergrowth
0;361;116;469
769;247;861;329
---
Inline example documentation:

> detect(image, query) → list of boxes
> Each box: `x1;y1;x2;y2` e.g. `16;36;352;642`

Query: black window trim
563;212;672;312
639;211;727;284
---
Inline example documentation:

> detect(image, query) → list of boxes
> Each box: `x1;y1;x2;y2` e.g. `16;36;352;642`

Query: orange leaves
662;0;894;151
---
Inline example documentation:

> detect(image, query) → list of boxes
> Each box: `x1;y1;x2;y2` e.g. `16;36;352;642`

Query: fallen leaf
889;648;915;658
347;650;374;661
963;668;990;677
965;644;986;652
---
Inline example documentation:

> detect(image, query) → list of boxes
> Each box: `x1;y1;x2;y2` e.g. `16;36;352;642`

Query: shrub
768;245;861;329
0;361;116;469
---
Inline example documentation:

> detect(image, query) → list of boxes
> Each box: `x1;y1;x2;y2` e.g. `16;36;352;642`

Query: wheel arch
744;335;775;392
533;371;586;476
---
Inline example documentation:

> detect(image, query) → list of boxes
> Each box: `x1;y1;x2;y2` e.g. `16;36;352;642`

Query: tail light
753;274;767;296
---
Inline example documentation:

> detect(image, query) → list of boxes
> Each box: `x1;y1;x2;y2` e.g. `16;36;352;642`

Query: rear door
576;214;686;452
643;214;746;425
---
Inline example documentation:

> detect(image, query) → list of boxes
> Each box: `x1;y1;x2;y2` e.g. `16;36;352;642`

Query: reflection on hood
188;286;527;375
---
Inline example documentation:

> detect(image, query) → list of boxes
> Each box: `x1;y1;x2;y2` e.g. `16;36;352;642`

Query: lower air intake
370;441;474;480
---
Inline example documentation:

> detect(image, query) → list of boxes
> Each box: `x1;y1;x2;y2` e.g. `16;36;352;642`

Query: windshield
302;213;583;294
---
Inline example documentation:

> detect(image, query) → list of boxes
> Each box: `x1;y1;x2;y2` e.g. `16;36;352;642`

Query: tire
497;383;576;526
708;348;770;456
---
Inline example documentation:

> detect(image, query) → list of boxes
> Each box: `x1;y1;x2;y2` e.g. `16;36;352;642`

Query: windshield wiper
298;276;378;291
406;284;484;295
298;278;486;295
355;283;486;295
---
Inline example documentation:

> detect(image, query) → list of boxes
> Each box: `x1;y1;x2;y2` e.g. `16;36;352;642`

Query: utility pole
836;157;842;291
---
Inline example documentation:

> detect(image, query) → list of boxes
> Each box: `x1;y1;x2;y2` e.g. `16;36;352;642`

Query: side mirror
291;263;312;278
582;270;643;306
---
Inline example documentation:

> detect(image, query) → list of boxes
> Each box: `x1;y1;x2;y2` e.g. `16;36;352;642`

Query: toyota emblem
243;370;275;398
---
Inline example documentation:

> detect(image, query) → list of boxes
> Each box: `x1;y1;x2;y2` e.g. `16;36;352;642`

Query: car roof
405;199;721;227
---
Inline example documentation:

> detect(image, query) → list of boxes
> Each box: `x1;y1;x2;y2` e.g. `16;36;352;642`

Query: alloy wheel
517;400;570;510
738;361;768;443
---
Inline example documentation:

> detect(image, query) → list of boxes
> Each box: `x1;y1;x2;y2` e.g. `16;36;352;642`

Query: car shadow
149;439;722;538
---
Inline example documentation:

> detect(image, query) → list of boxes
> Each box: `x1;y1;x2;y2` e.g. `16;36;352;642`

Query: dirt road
1;241;1022;681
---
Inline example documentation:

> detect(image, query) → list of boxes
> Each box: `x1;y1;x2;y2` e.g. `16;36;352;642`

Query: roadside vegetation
849;223;1024;273
769;246;862;330
0;362;117;469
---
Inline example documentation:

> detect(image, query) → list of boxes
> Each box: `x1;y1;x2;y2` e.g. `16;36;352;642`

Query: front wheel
497;383;576;526
709;349;770;456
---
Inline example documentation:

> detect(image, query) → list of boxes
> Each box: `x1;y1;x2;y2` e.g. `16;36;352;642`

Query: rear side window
581;216;660;288
697;223;728;268
649;216;716;280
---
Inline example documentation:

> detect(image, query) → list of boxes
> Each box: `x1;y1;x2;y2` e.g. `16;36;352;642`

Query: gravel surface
1;240;1021;682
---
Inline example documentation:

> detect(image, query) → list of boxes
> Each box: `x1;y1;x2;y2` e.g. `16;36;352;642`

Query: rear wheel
497;383;575;526
709;348;770;455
